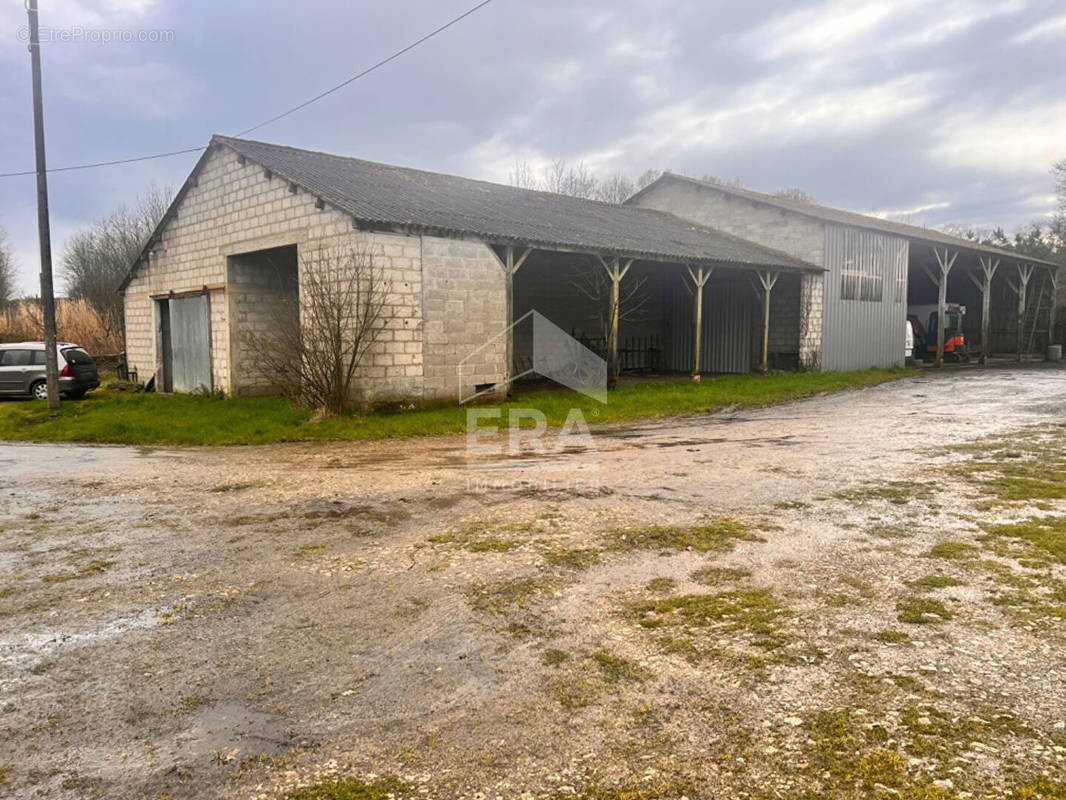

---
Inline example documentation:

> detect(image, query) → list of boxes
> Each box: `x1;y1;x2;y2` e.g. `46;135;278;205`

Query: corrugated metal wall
666;281;753;373
822;225;909;371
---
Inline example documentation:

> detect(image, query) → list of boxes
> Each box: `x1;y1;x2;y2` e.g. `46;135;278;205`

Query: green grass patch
465;538;522;553
466;576;556;616
645;577;676;593
286;776;409;800
592;649;648;683
542;547;601;570
0;369;913;446
873;629;909;644
926;541;978;561
606;518;757;553
570;776;696;800
906;574;966;591
897;596;955;624
867;523;914;540
176;695;207;715
690;565;752;584
428;521;536;553
835;481;932;506
631;588;787;641
1009;778;1066;799
983;475;1066;503
947;426;1066;507
806;709;905;791
542;648;568;666
551;675;600;711
982;516;1066;564
289;543;327;559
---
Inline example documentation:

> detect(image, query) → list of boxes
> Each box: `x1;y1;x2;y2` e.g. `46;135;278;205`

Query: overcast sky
1;0;1064;294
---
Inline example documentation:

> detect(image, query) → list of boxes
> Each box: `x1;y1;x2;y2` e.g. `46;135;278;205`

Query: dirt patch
2;366;1066;798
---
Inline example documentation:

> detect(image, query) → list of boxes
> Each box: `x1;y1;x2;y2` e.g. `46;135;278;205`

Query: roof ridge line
213;134;653;213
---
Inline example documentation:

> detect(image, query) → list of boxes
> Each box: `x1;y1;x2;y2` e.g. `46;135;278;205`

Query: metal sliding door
163;294;212;393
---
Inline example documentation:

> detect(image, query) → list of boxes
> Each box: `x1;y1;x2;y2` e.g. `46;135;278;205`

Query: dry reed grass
0;299;122;355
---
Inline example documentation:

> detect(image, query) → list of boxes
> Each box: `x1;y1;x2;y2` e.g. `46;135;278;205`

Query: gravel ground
1;364;1065;799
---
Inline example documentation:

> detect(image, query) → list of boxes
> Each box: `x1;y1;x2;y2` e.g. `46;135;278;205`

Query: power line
0;146;206;178
0;0;495;180
235;0;494;137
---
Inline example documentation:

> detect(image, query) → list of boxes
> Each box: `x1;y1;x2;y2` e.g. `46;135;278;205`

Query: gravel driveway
2;364;1065;799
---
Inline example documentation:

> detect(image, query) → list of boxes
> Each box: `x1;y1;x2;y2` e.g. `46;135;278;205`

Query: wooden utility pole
597;256;633;389
686;266;712;376
932;247;957;368
754;270;779;374
26;0;60;408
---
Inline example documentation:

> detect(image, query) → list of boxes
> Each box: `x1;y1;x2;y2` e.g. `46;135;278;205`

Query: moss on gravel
606;519;758;553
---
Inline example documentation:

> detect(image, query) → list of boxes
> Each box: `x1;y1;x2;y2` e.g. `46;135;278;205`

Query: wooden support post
597;255;633;389
492;245;532;394
976;256;999;366
686;266;713;377
1013;262;1034;362
933;247;958;368
755;270;779;374
1048;268;1060;350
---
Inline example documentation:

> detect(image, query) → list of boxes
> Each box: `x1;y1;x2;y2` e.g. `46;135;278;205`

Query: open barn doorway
227;244;299;396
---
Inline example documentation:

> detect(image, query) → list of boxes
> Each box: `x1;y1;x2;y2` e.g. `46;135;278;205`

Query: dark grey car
0;342;101;400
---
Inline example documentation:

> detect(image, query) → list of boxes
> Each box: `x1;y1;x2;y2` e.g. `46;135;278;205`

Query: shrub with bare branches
242;247;390;415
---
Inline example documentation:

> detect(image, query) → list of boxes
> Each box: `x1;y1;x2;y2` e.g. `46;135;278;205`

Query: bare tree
1054;158;1066;214
0;227;15;307
61;184;173;342
571;257;650;384
596;173;637;204
775;187;817;203
508;161;539;191
509;160;660;203
636;169;662;191
543;160;599;199
243;247;390;415
699;174;746;188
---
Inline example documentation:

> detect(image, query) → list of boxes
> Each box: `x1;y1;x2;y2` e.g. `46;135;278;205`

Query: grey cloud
0;0;1063;294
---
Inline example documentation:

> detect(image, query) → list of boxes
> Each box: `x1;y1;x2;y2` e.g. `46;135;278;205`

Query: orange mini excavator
908;304;969;362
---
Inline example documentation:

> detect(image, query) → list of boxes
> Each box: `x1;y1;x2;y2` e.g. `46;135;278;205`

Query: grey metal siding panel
168;294;212;393
668;282;753;374
822;225;908;371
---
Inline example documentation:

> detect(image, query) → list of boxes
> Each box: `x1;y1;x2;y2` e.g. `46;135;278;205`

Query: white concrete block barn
122;136;1061;402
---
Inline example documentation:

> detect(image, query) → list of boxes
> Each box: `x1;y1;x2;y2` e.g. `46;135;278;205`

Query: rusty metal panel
823;225;909;371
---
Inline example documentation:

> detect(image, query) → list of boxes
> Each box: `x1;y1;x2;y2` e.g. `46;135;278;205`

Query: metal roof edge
636;172;1062;271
